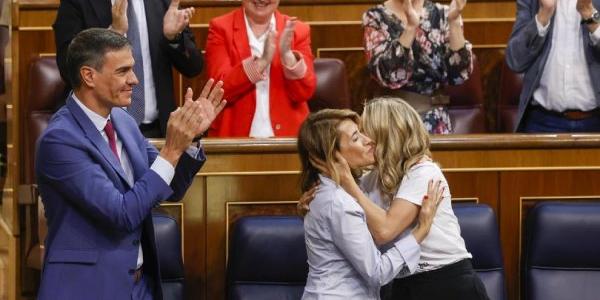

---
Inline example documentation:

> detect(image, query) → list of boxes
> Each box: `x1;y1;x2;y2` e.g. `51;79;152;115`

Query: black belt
396;258;475;282
531;105;600;120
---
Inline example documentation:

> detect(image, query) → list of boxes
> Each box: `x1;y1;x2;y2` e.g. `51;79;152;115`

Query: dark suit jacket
53;0;204;135
35;97;204;300
505;0;600;131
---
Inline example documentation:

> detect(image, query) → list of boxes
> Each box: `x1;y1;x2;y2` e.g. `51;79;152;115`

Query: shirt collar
72;92;110;132
318;174;337;187
242;10;276;41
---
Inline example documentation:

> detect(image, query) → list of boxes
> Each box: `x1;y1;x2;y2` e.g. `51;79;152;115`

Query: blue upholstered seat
227;216;308;300
524;202;600;300
227;204;507;300
153;213;185;300
453;203;506;300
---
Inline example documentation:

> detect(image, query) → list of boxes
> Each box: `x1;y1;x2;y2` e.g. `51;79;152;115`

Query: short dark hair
65;28;131;89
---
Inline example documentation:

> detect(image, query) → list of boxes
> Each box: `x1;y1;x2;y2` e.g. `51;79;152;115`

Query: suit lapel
66;98;129;185
111;113;147;182
233;9;252;62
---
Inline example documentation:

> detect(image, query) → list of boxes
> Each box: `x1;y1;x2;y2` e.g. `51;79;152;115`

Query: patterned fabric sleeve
441;6;474;86
363;9;416;89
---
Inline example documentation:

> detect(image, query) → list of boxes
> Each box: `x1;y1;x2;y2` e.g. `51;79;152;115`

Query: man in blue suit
35;28;225;300
506;0;600;132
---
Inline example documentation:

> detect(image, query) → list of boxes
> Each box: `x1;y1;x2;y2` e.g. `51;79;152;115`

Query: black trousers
381;259;489;300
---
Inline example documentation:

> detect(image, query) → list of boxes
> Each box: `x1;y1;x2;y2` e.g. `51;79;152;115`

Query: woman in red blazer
205;0;316;137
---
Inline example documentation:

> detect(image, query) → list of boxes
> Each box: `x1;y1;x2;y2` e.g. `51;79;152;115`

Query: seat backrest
308;58;351;112
227;216;308;300
524;202;600;300
153;213;185;300
23;57;67;270
497;60;523;132
443;55;487;133
453;203;506;300
25;56;67;184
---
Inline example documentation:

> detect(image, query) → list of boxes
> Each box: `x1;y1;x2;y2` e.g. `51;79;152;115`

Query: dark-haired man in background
54;0;203;137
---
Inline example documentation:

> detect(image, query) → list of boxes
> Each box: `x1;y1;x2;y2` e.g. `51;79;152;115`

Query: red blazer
205;8;316;137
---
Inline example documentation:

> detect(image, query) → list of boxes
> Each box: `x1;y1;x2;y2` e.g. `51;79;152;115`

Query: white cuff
185;144;201;159
535;14;550;37
590;25;600;45
151;155;175;185
393;234;421;274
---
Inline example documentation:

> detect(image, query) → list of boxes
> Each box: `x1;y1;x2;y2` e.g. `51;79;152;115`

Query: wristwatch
167;32;183;44
581;9;600;25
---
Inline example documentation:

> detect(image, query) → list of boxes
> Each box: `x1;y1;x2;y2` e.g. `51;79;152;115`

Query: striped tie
126;0;145;124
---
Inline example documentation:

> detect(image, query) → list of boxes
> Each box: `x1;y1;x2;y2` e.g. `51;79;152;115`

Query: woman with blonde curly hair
303;98;488;300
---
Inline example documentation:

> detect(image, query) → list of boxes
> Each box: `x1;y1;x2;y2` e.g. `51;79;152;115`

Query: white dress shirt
112;0;159;124
534;0;600;112
73;95;175;269
360;162;471;276
302;175;420;300
244;12;276;138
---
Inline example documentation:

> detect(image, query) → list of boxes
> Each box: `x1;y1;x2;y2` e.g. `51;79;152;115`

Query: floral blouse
363;2;473;134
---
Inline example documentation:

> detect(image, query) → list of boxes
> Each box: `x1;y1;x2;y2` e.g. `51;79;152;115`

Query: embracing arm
329;197;421;288
343;182;419;246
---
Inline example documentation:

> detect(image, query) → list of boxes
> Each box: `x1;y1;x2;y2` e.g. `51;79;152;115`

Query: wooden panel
445;171;499;212
205;174;302;300
179;176;207;300
499;171;600;300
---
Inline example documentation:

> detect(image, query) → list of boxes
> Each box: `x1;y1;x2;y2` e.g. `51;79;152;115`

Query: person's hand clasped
576;0;595;19
183;79;227;134
111;0;128;35
279;18;298;67
163;0;195;41
404;0;421;29
161;79;226;166
257;27;277;72
447;0;467;23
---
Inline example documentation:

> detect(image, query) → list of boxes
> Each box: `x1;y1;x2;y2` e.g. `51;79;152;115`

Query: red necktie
104;119;120;162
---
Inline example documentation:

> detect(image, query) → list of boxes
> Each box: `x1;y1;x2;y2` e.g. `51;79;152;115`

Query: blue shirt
302;175;421;300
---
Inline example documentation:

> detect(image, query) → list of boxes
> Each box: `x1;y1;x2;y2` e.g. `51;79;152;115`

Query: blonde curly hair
362;97;431;204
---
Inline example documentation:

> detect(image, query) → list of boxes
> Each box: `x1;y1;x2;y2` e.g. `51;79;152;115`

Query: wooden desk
148;134;600;300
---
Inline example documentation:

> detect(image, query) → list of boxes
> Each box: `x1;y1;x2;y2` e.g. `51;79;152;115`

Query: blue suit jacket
505;0;600;131
35;97;204;300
